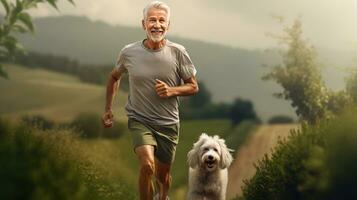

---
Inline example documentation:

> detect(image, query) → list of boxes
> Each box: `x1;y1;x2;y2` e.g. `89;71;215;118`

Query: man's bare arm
155;76;199;98
102;69;123;127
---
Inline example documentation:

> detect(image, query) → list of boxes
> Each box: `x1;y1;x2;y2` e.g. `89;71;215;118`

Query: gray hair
143;1;170;21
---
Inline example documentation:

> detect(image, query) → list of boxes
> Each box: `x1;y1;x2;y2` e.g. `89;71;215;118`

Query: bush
0;118;136;200
0;118;88;200
230;98;260;125
21;115;55;130
70;113;126;139
268;115;295;124
238;110;357;200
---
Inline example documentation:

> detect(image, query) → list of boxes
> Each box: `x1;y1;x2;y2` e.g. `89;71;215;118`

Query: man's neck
144;38;166;50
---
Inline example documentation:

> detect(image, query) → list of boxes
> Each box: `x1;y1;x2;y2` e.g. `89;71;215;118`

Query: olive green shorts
127;118;180;164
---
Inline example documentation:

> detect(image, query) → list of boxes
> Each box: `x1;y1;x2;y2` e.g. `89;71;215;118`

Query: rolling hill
17;16;355;121
0;64;127;122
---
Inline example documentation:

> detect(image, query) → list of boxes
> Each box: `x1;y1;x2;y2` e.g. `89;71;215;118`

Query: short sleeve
178;48;197;80
115;49;128;73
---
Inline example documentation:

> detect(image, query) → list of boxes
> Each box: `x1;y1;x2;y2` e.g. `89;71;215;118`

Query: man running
102;1;198;200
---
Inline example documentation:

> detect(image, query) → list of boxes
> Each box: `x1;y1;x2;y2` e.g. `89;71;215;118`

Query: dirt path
226;124;298;200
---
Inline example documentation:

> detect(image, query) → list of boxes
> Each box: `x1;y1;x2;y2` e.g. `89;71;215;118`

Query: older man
102;1;198;200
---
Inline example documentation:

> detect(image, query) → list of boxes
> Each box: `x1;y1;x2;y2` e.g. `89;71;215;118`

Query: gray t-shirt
116;39;197;125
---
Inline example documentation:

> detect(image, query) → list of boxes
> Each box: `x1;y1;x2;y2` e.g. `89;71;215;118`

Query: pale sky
28;0;357;51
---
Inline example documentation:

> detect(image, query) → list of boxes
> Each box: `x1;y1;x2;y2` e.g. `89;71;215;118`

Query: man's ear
142;19;146;30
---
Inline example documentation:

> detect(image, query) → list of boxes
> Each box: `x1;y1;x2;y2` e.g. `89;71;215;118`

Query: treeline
3;51;129;90
180;82;294;125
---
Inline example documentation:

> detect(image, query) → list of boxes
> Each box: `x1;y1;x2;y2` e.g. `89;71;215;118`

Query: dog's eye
204;147;209;151
213;148;218;152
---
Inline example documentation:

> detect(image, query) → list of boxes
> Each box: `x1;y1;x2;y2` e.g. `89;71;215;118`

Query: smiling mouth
150;29;163;34
205;160;216;168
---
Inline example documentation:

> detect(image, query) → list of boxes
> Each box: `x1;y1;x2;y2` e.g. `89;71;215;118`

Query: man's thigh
151;123;180;164
128;118;157;151
135;145;155;165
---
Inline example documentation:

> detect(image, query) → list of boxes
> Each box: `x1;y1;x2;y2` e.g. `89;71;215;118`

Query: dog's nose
208;155;213;160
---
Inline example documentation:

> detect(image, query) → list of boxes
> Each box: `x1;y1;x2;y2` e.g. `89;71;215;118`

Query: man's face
142;8;169;43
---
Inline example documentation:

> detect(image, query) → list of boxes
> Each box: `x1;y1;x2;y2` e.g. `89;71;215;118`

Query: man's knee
140;160;155;176
157;173;171;186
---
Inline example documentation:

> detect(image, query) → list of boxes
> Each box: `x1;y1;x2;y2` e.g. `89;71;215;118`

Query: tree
230;97;260;125
187;81;212;108
0;0;74;78
263;19;330;124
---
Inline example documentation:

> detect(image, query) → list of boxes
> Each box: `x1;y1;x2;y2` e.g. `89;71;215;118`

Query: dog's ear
187;147;199;168
217;137;233;169
187;133;208;168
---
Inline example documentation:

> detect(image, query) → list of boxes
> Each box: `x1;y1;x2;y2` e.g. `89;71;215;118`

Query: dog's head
187;133;233;171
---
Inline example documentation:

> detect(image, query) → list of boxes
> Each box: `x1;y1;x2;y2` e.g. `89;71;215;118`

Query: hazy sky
29;0;357;51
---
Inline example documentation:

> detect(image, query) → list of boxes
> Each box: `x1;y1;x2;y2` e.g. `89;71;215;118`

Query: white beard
146;30;167;43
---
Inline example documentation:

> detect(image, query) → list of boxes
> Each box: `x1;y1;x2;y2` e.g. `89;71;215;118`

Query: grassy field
80;119;234;198
0;65;239;198
0;64;127;122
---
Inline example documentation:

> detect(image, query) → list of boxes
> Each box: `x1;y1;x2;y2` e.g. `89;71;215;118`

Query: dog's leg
187;192;204;200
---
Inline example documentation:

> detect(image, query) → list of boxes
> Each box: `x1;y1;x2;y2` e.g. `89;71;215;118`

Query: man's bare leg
135;145;156;200
155;159;172;200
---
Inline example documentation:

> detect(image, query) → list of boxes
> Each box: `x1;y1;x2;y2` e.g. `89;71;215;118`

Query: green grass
0;64;127;122
225;120;259;156
76;119;234;199
0;65;255;198
0;119;137;200
171;119;233;198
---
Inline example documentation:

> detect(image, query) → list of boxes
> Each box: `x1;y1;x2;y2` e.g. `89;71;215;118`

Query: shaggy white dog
187;133;233;200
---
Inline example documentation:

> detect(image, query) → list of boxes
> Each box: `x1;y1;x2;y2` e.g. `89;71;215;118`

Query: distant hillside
0;64;127;122
17;16;355;121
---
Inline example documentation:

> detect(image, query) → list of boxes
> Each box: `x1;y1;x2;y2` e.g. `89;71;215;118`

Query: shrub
238;110;357;200
0;118;136;200
230;98;260;125
70;113;126;139
71;113;102;138
21;115;55;130
268;115;295;124
0;118;88;200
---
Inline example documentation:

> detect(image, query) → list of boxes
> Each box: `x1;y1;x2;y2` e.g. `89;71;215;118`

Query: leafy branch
0;0;74;78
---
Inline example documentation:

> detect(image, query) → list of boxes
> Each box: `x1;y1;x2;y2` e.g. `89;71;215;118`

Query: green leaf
11;24;28;33
10;0;24;25
67;0;75;5
0;64;9;79
1;0;10;15
46;0;58;10
3;35;17;52
17;12;34;32
23;0;39;9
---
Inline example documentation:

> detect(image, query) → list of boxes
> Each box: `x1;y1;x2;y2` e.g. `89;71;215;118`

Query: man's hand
102;109;114;128
155;79;174;98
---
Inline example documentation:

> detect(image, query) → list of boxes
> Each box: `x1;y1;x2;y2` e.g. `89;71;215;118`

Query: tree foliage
0;0;74;78
239;109;357;200
263;19;352;124
230;97;260;125
268;115;294;124
180;82;260;124
4;51;129;90
346;69;357;104
187;81;212;108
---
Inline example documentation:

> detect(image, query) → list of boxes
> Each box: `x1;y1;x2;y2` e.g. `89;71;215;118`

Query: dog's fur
187;133;233;200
